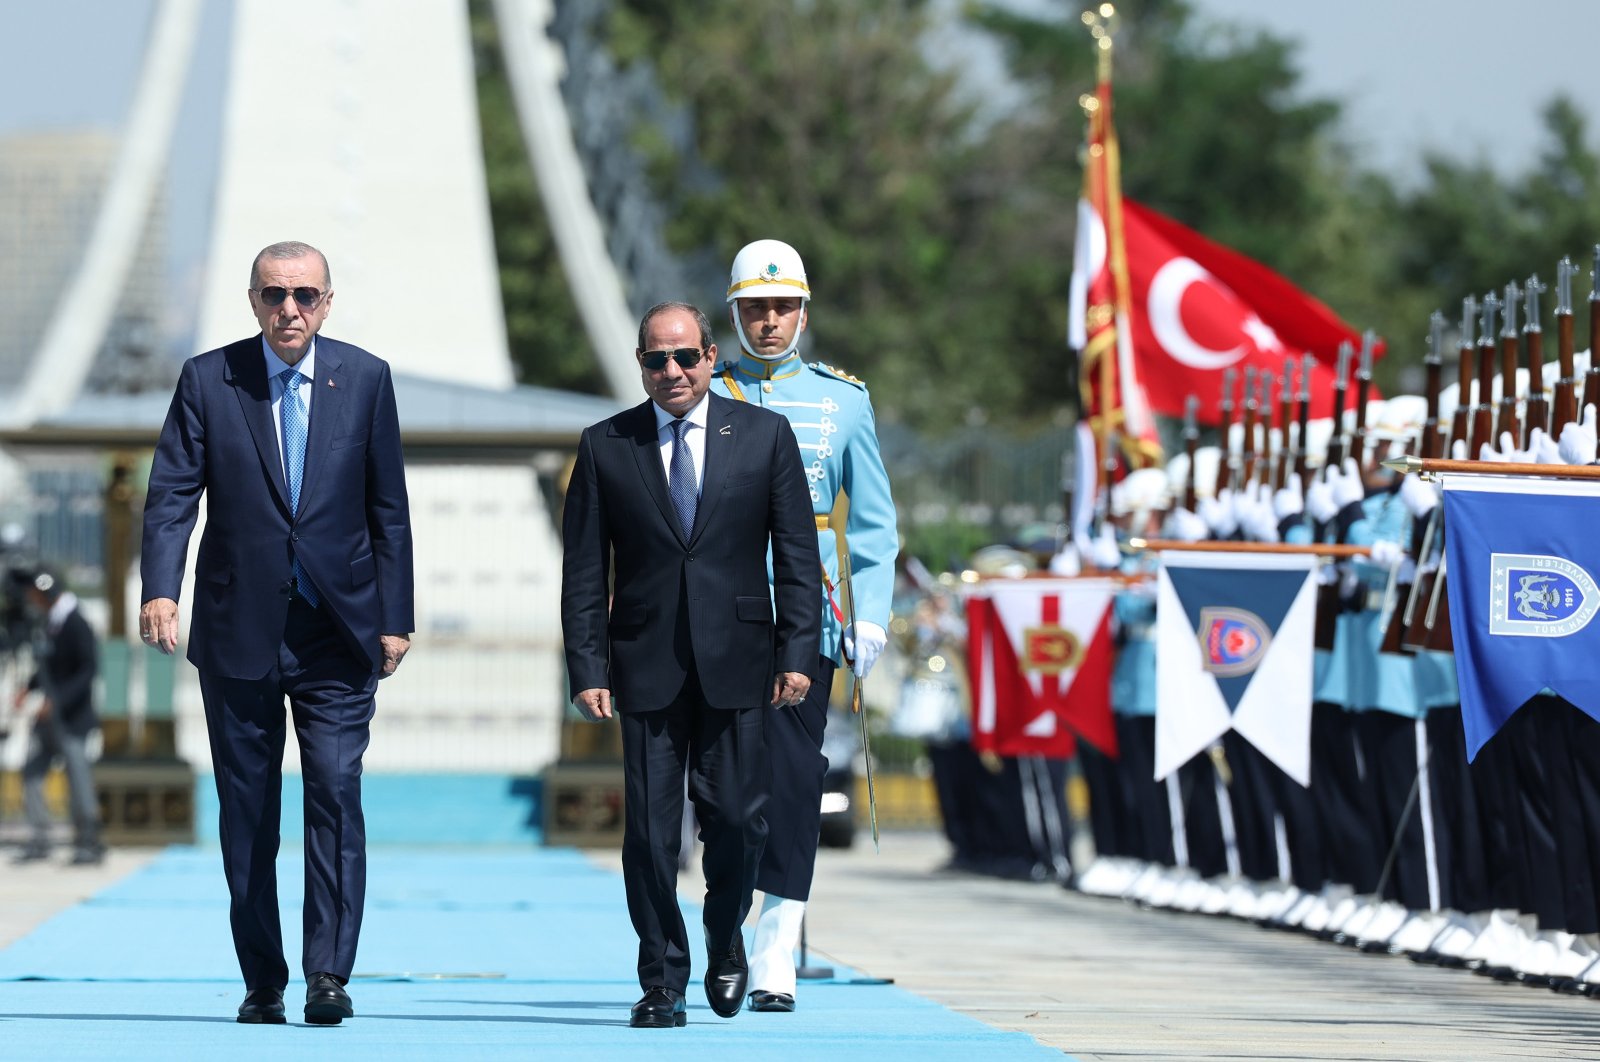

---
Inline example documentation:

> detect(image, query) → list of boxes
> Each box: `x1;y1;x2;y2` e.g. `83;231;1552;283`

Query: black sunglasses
252;286;327;309
639;347;705;371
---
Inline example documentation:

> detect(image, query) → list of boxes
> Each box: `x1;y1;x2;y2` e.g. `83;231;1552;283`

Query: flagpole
1383;455;1600;481
1128;538;1374;559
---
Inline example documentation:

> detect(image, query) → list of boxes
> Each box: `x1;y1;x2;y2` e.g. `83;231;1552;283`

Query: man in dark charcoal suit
561;301;820;1028
139;240;414;1026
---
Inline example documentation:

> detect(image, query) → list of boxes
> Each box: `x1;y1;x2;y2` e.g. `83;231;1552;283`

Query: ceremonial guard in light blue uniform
713;240;898;1011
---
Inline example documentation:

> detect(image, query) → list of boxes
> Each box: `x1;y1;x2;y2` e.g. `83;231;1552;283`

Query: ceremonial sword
840;553;880;852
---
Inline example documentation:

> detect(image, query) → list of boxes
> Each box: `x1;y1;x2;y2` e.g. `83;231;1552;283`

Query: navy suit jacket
561;393;821;712
140;334;415;679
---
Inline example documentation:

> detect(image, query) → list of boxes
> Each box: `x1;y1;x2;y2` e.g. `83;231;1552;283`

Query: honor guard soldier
715;239;898;1012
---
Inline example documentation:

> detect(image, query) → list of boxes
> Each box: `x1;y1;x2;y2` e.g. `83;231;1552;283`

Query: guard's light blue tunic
713;350;898;663
1344;489;1427;718
1112;553;1159;717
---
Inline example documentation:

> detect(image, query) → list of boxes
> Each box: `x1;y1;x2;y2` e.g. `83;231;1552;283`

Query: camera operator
12;570;102;865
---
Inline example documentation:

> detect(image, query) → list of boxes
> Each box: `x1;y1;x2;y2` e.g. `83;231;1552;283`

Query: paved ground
8;833;1600;1059
635;831;1600;1061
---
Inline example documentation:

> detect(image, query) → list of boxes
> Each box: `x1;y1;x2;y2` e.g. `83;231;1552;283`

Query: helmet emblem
763;262;782;282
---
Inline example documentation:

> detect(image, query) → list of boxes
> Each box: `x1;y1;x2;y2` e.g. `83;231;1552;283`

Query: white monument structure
3;0;645;776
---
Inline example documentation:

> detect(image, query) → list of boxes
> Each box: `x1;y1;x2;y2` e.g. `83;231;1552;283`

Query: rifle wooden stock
1295;388;1311;485
1585;366;1600;420
1353;371;1372;470
1274;375;1293;489
1216;376;1235;494
1240;373;1258;489
1553;312;1577;434
1422;354;1443;460
1524;326;1547;444
1473;336;1496;454
1451;341;1473;457
1328;378;1347;470
1496;332;1520;444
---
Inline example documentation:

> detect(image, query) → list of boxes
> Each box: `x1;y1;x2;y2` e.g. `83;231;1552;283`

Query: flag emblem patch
1489;553;1600;637
1197;607;1270;676
1023;625;1083;675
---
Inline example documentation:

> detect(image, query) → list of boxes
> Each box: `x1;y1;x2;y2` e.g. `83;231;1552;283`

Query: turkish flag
1093;199;1378;425
967;579;1118;759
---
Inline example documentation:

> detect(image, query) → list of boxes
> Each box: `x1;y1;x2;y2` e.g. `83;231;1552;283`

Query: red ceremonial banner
967;579;1118;759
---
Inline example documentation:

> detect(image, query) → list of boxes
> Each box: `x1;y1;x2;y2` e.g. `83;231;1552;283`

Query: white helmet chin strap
733;302;807;362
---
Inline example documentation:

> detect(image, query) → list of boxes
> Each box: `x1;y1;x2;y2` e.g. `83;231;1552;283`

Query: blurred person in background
12;569;102;866
715;239;898;1013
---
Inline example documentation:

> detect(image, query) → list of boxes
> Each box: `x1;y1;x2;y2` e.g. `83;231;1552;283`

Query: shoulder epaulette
809;361;867;390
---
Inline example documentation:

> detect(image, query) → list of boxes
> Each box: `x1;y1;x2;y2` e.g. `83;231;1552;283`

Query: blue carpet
192;773;544;847
0;847;1063;1060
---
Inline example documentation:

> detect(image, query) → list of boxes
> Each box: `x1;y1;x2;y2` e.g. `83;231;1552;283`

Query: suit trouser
22;713;100;852
620;672;769;994
756;656;835;900
1078;734;1130;861
1221;731;1280;883
199;598;377;990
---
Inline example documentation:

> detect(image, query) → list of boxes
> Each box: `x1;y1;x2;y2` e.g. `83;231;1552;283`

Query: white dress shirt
652;393;708;495
262;336;318;482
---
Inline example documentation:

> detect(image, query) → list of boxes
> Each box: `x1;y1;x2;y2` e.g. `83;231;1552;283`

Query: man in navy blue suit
562;301;820;1028
139;241;414;1027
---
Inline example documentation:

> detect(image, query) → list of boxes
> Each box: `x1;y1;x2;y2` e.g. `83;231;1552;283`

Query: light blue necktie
278;367;319;606
668;419;697;539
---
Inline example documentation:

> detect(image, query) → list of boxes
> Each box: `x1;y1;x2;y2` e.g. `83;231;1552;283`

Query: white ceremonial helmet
727;239;811;361
1112;468;1172;523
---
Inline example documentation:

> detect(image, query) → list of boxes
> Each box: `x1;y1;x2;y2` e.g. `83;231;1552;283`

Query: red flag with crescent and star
967;579;1119;759
1115;198;1379;425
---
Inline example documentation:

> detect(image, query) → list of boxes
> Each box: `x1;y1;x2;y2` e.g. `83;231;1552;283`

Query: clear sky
5;0;1596;287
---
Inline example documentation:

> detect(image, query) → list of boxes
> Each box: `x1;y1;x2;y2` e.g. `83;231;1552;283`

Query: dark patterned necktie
668;419;697;538
278;367;319;606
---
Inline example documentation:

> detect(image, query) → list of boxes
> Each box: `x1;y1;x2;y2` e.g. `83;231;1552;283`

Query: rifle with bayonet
1495;279;1522;446
1216;367;1236;495
1473;292;1500;456
1451;294;1477;456
1353;330;1375;472
1327;341;1352;473
1182;394;1200;513
1295;352;1313;485
1273;359;1294;490
1552;257;1578;435
1256;371;1274;488
1382;311;1447;656
1586;245;1600;419
1523;274;1548;445
1240;366;1258;490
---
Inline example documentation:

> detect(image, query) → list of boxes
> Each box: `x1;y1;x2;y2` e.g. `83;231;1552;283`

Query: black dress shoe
305;972;354;1025
237;987;286;1025
704;932;748;1018
747;990;796;1012
630;986;686;1028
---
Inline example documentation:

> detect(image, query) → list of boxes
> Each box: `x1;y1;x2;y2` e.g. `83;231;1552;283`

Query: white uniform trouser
748;894;807;995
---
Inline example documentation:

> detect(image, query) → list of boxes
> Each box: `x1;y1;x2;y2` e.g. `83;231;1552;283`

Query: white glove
1480;430;1533;464
1090;525;1122;570
1529;427;1563;465
843;620;887;679
1398;473;1439;519
1199;490;1238;537
1165;506;1208;543
1368;540;1403;567
1560;405;1598;465
1047;547;1081;577
1316;561;1340;586
1450;437;1468;462
1305;473;1337;523
1331;458;1365;508
1273;474;1304;520
1240;485;1280;542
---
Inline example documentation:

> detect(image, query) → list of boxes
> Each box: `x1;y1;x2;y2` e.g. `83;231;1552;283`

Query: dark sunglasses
639;347;705;371
252;286;327;309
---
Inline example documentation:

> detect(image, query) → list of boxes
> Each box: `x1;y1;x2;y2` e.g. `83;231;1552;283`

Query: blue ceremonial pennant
1164;565;1307;713
1442;475;1600;760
